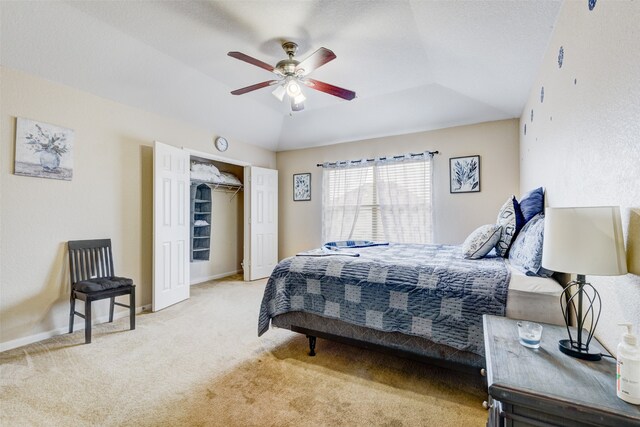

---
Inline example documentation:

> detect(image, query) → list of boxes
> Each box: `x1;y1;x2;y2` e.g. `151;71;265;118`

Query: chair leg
109;296;115;322
130;289;136;330
69;295;76;334
85;300;92;344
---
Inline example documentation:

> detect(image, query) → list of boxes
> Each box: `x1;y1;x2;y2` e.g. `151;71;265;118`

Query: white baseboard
0;304;151;353
190;269;243;285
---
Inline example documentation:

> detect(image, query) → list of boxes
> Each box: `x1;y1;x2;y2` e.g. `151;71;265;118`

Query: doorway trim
183;148;252;167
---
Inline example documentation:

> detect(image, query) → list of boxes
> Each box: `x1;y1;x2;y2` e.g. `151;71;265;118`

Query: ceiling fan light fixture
293;92;306;105
291;98;304;112
286;79;302;97
272;84;286;101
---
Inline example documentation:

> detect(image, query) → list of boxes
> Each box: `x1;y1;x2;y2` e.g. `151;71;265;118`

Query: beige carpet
1;276;487;426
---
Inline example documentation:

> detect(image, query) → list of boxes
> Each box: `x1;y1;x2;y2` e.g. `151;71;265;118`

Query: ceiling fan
228;41;356;112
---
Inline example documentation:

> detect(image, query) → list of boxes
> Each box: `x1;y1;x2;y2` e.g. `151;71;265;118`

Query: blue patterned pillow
508;213;554;277
519;187;545;223
462;224;502;259
495;196;518;257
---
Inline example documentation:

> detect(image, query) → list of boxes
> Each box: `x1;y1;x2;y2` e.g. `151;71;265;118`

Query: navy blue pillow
519;187;544;223
513;197;526;235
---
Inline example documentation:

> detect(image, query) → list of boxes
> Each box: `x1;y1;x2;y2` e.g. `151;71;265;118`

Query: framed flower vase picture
293;173;311;201
14;118;74;181
449;155;480;193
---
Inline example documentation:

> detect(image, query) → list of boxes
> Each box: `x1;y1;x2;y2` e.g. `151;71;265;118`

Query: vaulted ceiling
0;1;562;151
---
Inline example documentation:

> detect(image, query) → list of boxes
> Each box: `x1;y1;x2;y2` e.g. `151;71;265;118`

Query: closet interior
189;155;244;284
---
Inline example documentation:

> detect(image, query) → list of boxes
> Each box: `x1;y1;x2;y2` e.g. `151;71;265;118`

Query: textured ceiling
0;1;562;151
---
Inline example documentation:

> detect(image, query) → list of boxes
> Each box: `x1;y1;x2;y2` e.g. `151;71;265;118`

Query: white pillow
462;224;503;259
495;196;518;257
221;172;242;186
191;162;221;176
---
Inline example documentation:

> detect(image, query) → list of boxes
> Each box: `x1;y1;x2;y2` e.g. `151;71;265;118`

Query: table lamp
542;206;627;361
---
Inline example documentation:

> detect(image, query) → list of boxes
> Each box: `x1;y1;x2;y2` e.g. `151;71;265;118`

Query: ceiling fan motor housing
277;42;300;75
275;58;299;75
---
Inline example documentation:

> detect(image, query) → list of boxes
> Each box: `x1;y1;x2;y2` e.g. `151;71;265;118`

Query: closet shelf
194;199;210;203
194;211;211;214
192;248;210;252
193;236;209;239
193;224;210;228
191;179;243;201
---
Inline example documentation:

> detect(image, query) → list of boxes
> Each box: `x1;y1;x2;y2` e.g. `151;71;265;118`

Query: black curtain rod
316;151;439;167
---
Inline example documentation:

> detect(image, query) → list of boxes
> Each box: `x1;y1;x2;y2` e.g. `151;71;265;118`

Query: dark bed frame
270;310;487;377
293;325;484;376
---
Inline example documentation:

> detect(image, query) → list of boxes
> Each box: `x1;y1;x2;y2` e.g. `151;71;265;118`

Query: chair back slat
81;250;89;280
89;248;100;277
81;250;89;281
108;246;115;277
99;247;108;277
74;250;84;284
69;250;77;284
68;239;114;285
88;249;95;278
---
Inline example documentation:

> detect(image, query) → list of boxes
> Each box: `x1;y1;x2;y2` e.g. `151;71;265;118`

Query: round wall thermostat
215;136;228;152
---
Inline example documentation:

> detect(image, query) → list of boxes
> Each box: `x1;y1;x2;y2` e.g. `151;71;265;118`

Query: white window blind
321;156;433;244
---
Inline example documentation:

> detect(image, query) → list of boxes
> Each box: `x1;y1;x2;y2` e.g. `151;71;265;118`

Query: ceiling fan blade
291;98;305;111
231;80;279;95
228;51;276;73
295;47;336;75
303;78;356;101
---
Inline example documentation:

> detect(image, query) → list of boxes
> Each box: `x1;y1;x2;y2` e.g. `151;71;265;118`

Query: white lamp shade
272;85;286;102
293;92;306;104
542;206;627;276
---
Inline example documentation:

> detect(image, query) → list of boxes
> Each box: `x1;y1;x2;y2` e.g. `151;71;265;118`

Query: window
321;156;433;244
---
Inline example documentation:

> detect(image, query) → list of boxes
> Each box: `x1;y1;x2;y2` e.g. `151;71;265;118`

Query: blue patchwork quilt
258;244;510;355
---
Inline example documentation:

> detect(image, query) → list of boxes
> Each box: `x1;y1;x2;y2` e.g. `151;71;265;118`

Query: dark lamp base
558;339;602;361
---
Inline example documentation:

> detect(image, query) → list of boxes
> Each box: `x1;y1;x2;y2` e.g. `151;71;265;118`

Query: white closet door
247;166;278;281
152;141;190;311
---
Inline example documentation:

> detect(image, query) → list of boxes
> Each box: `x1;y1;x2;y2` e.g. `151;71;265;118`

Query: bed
258;243;564;374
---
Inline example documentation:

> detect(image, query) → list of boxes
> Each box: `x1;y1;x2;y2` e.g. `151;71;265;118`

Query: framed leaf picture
449;155;480;193
293;173;311;201
15;118;74;181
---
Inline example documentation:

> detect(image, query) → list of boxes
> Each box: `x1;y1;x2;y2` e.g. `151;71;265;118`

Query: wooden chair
68;239;135;343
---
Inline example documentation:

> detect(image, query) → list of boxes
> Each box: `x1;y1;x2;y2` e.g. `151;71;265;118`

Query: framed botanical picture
15;118;74;181
293;173;311;201
449;155;480;193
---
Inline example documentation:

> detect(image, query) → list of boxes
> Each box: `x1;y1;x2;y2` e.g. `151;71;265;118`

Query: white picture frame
15;118;74;181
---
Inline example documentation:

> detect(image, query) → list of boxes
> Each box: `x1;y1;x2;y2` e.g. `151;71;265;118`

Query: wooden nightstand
483;315;640;427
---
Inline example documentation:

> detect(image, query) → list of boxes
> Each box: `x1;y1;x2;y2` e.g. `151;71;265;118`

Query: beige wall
277;119;520;258
0;67;275;348
519;1;640;353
